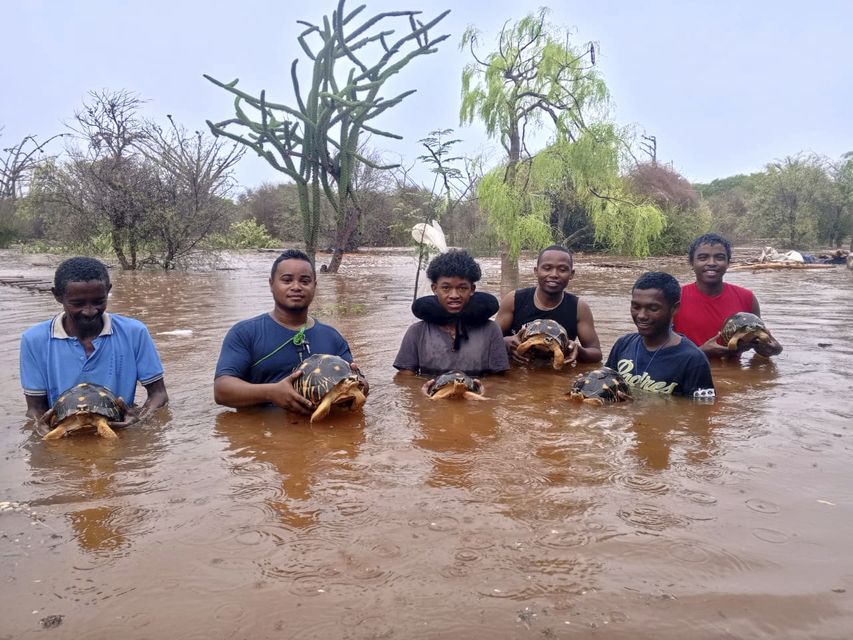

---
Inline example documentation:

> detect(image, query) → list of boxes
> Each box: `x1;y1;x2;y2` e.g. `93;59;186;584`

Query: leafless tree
1;129;66;201
0;129;66;245
44;90;153;268
137;116;244;268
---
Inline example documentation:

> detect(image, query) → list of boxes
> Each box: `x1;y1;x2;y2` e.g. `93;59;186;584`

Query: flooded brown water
1;248;852;639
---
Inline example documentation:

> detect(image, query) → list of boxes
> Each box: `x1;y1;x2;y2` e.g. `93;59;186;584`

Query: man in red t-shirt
673;233;783;358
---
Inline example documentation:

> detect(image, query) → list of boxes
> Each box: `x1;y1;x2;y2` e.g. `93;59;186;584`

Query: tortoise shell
515;319;571;369
43;382;124;440
568;367;631;405
428;370;482;397
50;383;123;425
292;354;368;422
720;312;769;351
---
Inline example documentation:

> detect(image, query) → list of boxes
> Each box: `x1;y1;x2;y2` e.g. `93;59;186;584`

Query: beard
71;312;104;335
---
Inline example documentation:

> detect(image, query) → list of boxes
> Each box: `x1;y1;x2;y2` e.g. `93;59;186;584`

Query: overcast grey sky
3;0;851;192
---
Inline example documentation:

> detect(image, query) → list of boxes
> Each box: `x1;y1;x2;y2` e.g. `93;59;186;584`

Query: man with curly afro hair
394;249;508;390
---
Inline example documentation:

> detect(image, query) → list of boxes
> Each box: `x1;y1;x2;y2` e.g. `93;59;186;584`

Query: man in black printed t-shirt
606;271;715;399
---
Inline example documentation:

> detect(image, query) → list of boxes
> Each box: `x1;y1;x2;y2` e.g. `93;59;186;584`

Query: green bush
207;219;278;249
648;204;712;256
0;200;23;248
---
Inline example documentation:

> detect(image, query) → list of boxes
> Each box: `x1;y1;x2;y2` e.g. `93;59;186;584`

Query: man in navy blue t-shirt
605;271;714;399
214;249;355;414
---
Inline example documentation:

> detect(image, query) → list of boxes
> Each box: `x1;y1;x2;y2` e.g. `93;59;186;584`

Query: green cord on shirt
251;324;307;368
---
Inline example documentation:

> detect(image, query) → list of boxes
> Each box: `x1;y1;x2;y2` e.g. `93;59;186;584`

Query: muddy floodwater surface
1;249;852;639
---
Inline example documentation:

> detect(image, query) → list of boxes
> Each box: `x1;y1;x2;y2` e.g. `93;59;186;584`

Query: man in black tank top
496;245;602;365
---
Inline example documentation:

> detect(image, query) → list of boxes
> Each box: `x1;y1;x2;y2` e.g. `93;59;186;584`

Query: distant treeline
695;153;852;250
2;94;850;267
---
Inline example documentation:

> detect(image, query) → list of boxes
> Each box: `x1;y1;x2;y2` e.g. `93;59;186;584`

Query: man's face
431;276;475;314
691;242;729;288
54;280;111;334
631;288;676;339
534;250;574;295
269;259;316;312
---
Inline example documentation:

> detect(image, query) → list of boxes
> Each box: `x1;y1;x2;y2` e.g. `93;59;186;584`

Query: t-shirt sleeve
335;331;353;363
393;324;421;372
134;324;165;385
486;322;510;372
215;323;255;380
19;330;47;396
679;352;715;397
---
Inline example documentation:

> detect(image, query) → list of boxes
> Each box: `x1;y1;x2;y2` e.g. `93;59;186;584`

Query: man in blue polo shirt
214;249;358;414
20;257;168;431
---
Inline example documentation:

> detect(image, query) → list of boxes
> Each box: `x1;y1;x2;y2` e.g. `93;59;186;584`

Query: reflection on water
215;408;366;529
1;249;853;638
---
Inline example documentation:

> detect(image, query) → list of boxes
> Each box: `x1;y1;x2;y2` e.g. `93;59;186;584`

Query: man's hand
701;332;738;359
563;341;579;367
107;398;141;429
504;335;529;364
615;389;634;403
33;409;53;437
269;370;313;414
350;362;370;394
421;378;436;397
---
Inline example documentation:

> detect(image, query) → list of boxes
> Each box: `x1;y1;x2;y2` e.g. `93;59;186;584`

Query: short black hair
54;257;110;295
270;249;315;278
426;249;481;284
688;233;732;264
633;271;681;306
536;244;573;265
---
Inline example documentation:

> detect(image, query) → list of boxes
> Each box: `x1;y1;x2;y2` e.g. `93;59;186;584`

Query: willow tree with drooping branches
460;9;662;291
205;0;449;272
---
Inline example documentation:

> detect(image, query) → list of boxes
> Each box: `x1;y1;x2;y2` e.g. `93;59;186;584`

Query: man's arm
212;321;312;412
496;291;526;360
699;332;733;359
107;378;170;429
750;296;783;356
214;372;313;414
573;299;603;363
25;395;49;422
24;395;50;436
495;292;516;335
140;379;168;417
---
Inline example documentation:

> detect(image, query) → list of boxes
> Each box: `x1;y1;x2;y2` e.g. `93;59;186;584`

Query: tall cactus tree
205;0;449;271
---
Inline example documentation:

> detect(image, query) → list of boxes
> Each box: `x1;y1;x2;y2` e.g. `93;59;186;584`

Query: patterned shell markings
568;367;631;405
427;370;485;400
293;354;369;422
720;312;770;351
515;319;571;369
43;382;124;440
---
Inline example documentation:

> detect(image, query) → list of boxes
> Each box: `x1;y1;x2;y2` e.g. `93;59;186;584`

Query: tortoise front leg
310;395;334;423
42;424;69;440
349;388;367;410
727;330;747;351
515;341;532;359
95;416;119;439
429;387;454;400
552;346;565;370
